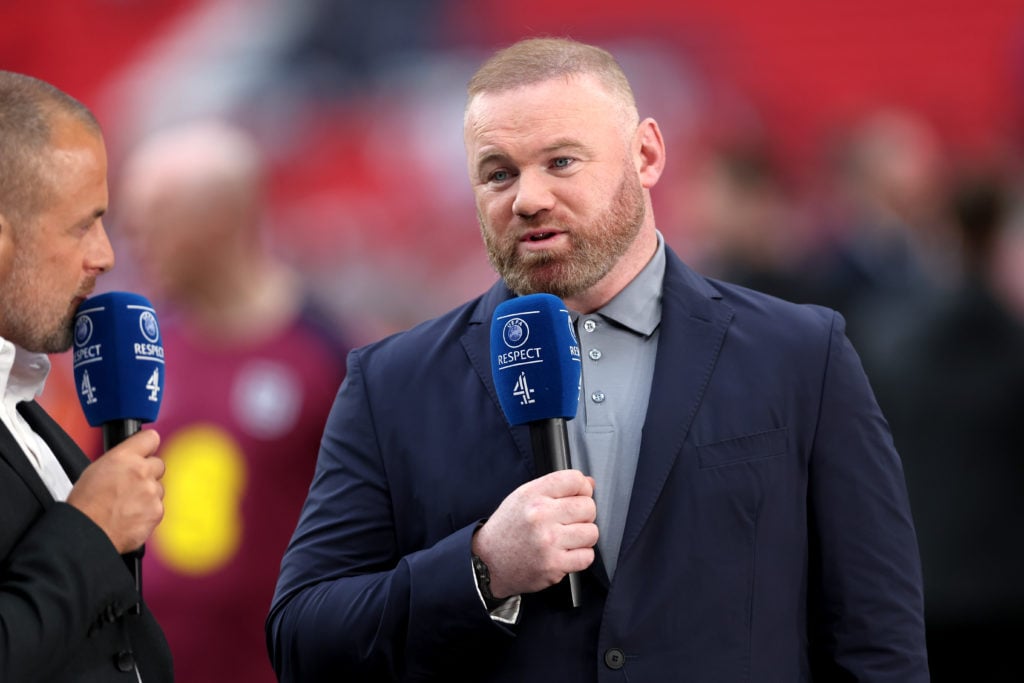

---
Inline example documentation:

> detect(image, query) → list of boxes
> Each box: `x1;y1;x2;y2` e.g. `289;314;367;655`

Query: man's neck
180;262;301;346
565;227;659;313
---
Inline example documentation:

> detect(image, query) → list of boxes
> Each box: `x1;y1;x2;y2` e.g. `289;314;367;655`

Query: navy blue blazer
268;247;928;682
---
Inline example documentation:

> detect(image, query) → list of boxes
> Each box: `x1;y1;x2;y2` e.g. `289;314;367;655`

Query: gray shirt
568;232;665;579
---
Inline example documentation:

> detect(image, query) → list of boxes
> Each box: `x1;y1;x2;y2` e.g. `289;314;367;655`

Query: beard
479;168;647;300
1;246;81;354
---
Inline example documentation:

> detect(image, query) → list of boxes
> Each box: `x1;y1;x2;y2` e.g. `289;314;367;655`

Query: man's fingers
130;428;161;457
106;429;161;460
145;454;166;479
553;494;597;524
533;469;594;498
559;520;599;550
563;546;596;573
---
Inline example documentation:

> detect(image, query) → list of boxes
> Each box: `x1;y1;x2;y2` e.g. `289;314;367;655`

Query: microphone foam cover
72;291;165;426
490;293;581;425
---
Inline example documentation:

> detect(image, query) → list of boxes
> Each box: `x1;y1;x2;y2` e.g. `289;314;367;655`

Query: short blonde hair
467;37;638;125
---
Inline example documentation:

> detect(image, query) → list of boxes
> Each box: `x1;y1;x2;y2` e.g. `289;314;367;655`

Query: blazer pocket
696;427;788;469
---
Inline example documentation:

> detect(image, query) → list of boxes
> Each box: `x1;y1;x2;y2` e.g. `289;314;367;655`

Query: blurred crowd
6;0;1023;680
671;110;1024;680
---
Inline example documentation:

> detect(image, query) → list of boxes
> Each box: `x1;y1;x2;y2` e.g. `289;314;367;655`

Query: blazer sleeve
807;310;929;680
266;348;508;682
0;502;144;681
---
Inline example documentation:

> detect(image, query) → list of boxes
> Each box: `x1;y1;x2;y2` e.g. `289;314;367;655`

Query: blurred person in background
0;70;172;682
865;168;1024;682
267;37;928;681
675;135;815;305
116;119;349;683
808;108;955;348
991;198;1024;322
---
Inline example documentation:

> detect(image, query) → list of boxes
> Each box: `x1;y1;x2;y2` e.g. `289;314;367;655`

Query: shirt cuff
487;595;521;625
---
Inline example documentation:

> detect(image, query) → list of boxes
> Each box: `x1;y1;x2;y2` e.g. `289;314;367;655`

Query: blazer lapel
0;404;63;507
617;249;734;562
461;281;541;472
17;401;92;481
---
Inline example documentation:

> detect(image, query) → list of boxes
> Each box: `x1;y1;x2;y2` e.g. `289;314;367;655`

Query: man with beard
268;38;928;681
0;71;173;681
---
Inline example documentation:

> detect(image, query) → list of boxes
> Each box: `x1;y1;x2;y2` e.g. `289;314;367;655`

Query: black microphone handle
102;418;144;614
102;418;141;451
529;417;582;608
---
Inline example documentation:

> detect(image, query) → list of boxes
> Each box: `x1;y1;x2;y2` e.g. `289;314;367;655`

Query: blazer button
114;650;135;673
604;647;625;670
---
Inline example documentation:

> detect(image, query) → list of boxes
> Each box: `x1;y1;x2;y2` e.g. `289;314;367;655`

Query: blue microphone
490;293;583;607
72;291;164;445
72;291;165;609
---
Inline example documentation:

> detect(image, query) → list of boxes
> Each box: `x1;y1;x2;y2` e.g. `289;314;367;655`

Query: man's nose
87;220;115;274
512;169;555;218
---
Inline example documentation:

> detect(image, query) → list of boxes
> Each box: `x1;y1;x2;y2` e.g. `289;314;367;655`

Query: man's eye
489;169;512;183
552;157;573;169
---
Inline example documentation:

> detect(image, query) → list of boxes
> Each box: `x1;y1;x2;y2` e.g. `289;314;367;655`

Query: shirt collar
0;337;52;405
594;230;666;337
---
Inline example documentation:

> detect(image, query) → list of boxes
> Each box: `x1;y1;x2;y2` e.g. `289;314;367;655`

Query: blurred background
6;0;1024;681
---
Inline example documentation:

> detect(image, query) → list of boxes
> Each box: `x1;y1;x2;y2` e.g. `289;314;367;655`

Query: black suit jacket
0;401;173;682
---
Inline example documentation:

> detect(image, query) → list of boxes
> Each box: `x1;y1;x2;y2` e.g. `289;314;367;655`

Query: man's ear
635;118;666;190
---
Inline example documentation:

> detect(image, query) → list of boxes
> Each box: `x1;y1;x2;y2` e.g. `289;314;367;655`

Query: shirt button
588;348;602;361
114;650;135;672
604;647;626;669
591;391;606;403
583;319;597;332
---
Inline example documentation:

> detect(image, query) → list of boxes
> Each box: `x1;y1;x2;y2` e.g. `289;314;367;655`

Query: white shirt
0;337;74;501
0;339;144;682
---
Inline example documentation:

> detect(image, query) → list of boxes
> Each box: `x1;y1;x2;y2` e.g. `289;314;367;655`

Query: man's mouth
522;230;561;243
73;282;96;306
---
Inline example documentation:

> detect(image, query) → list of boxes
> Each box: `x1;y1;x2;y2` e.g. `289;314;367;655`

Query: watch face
472;554;496;600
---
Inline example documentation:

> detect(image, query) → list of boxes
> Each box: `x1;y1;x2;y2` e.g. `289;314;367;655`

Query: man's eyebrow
474;150;510;170
75;207;106;229
475;140;590;169
540;139;590;155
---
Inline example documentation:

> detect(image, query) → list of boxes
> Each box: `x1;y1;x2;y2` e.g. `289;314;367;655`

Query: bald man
117;120;349;683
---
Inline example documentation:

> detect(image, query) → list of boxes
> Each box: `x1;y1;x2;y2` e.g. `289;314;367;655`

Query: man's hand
472;469;598;598
67;429;165;554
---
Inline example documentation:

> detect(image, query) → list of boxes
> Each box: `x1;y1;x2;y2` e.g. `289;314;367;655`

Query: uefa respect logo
139;310;160;343
74;314;93;347
501;317;529;349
